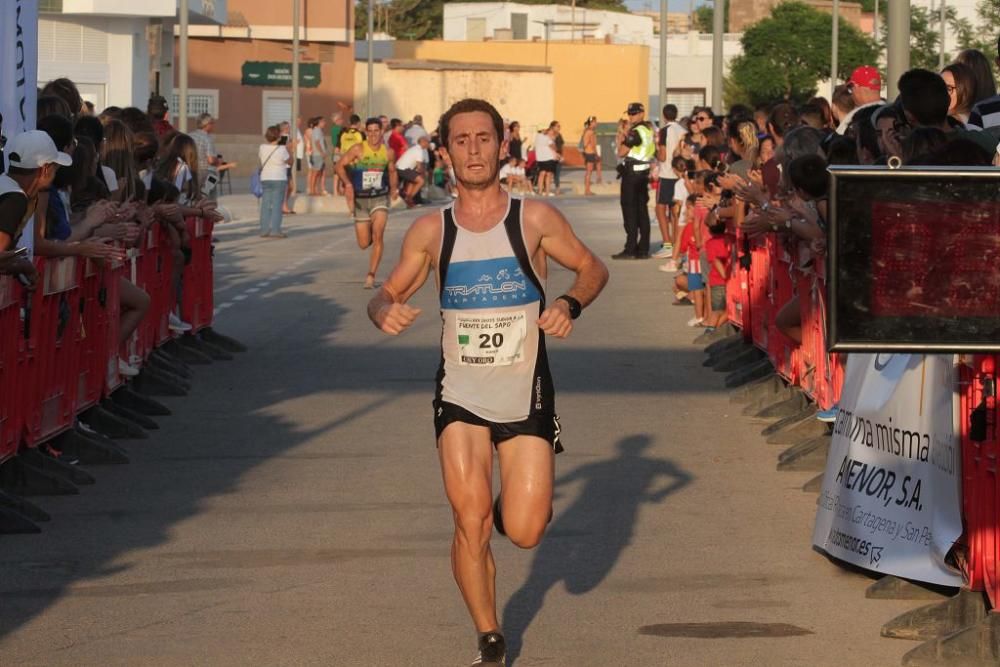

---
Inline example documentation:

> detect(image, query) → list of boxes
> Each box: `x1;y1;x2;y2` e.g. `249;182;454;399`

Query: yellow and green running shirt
349;142;390;198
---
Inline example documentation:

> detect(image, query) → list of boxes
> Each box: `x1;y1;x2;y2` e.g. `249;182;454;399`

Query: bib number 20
479;333;504;348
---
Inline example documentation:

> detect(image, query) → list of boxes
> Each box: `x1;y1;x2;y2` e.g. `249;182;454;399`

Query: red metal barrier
23;257;83;447
725;230;747;331
181;216;214;333
0;275;23;463
748;236;771;351
958;355;999;607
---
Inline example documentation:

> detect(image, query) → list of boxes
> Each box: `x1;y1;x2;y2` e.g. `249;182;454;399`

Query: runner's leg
354;216;373;250
367;208;388;278
439;422;499;633
496;435;554;549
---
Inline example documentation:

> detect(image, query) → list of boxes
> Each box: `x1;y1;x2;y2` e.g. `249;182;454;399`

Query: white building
443;2;654;44
442;2;744;115
37;0;225;112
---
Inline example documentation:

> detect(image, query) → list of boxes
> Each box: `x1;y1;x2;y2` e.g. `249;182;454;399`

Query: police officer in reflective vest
612;102;656;260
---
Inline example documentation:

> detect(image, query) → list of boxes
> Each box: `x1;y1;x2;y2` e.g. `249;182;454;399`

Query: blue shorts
687;272;704;290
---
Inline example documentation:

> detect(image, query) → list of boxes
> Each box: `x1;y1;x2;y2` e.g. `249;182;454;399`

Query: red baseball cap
849;65;882;92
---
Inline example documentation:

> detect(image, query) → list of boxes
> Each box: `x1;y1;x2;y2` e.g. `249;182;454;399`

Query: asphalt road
0;194;920;666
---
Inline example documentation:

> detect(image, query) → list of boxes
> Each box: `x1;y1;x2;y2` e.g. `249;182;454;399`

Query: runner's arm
387;148;399;201
367;214;436;334
529;202;609;337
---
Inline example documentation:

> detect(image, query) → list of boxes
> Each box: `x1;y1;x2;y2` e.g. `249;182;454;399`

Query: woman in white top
258;124;294;238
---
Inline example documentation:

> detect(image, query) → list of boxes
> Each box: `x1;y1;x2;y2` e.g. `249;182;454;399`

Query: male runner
366;99;608;666
335;117;399;289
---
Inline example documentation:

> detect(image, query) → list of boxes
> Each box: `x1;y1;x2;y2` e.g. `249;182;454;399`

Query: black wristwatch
556;294;582;320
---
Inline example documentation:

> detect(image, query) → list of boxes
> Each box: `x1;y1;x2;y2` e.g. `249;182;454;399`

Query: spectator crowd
0;77;225;395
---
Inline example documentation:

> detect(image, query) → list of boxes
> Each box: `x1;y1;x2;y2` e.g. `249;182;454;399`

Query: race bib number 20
457;311;527;366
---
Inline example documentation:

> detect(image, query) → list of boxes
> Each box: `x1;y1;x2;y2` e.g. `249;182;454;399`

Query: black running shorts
657;177;677;205
433;400;564;453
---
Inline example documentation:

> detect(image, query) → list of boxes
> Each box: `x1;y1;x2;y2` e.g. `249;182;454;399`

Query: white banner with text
812;353;963;586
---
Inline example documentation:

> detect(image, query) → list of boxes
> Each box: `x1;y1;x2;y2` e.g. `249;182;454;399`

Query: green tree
356;0;627;41
694;0;728;33
729;2;877;106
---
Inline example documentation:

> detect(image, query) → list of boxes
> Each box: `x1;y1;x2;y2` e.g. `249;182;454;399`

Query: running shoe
117;358;140;377
658;260;678;273
686;316;704;327
817;406;839;423
168;313;192;333
653;244;673;258
472;632;507;666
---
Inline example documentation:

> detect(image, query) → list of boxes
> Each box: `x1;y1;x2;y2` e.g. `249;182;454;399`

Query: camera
622;129;642;149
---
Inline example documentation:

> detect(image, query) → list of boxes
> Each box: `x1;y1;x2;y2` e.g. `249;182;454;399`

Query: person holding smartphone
258;125;294;238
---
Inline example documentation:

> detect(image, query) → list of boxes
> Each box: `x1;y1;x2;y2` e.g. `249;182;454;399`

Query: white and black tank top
435;196;555;422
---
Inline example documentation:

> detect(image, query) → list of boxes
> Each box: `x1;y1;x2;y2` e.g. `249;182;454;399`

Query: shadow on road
501;434;693;665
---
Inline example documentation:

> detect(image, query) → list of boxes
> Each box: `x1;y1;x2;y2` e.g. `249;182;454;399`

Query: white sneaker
169;313;193;333
687;316;704;327
653;244;672;258
118;358;140;377
658;260;679;273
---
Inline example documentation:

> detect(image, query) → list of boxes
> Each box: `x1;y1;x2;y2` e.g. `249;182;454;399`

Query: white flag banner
812;353;964;587
0;0;38;253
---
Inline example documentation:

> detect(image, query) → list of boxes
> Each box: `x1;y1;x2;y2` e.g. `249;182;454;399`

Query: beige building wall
729;0;863;33
356;62;555;139
387;41;649;142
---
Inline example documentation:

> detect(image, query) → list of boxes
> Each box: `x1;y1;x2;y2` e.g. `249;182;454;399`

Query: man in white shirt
397;135;430;206
533;125;559;196
404;114;429;146
654;104;685;258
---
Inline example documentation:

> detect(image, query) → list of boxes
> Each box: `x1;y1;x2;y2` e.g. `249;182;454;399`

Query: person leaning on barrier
611;101;656;260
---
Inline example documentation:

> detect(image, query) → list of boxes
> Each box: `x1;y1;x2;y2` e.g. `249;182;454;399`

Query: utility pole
659;0;667;112
291;0;300;148
939;0;946;69
711;0;724;113
178;0;189;131
886;0;909;99
571;0;576;42
831;0;839;98
367;0;374;117
873;0;879;52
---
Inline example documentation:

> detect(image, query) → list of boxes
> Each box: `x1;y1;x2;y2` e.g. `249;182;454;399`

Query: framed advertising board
828;166;1000;352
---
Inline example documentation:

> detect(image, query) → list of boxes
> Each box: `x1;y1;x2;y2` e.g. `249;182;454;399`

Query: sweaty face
365;124;383;144
446;111;501;190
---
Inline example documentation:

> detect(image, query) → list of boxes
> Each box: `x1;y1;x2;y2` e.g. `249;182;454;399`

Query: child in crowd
498;156;527;194
703;213;731;334
660;156;693;274
679;192;707;326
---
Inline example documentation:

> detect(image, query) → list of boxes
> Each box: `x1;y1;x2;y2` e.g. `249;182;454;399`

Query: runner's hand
538;300;573;338
376;302;421;335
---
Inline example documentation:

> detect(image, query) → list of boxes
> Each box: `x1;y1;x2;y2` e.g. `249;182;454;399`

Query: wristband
556;295;582;320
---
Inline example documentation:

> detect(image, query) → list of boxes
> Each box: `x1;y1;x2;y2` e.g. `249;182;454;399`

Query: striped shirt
968;94;1000;130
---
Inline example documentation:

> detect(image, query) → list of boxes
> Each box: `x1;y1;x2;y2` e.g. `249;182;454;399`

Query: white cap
5;130;72;169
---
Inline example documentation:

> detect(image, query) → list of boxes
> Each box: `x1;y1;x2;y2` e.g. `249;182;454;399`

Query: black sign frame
828;165;1000;353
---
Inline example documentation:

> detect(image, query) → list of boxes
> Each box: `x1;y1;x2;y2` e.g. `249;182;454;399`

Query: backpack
251;145;282;199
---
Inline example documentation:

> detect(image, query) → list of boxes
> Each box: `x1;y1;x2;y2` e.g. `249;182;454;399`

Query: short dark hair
899;68;950;127
439;98;504;150
798;104;825;130
74;115;104;146
41;78;83;118
728;104;753;124
671;155;688;171
788;154;828;198
349;114;361;125
147;95;168;118
662;104;678;121
38;113;74;151
767;103;800;138
697;144;722;170
390;118;402;129
365;117;381;128
264;125;281;142
6;166;39;178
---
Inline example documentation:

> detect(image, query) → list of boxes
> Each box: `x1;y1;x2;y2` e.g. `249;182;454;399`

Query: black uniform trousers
619;165;651;257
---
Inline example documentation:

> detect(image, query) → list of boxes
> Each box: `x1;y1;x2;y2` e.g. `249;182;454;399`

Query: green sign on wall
241;61;321;88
